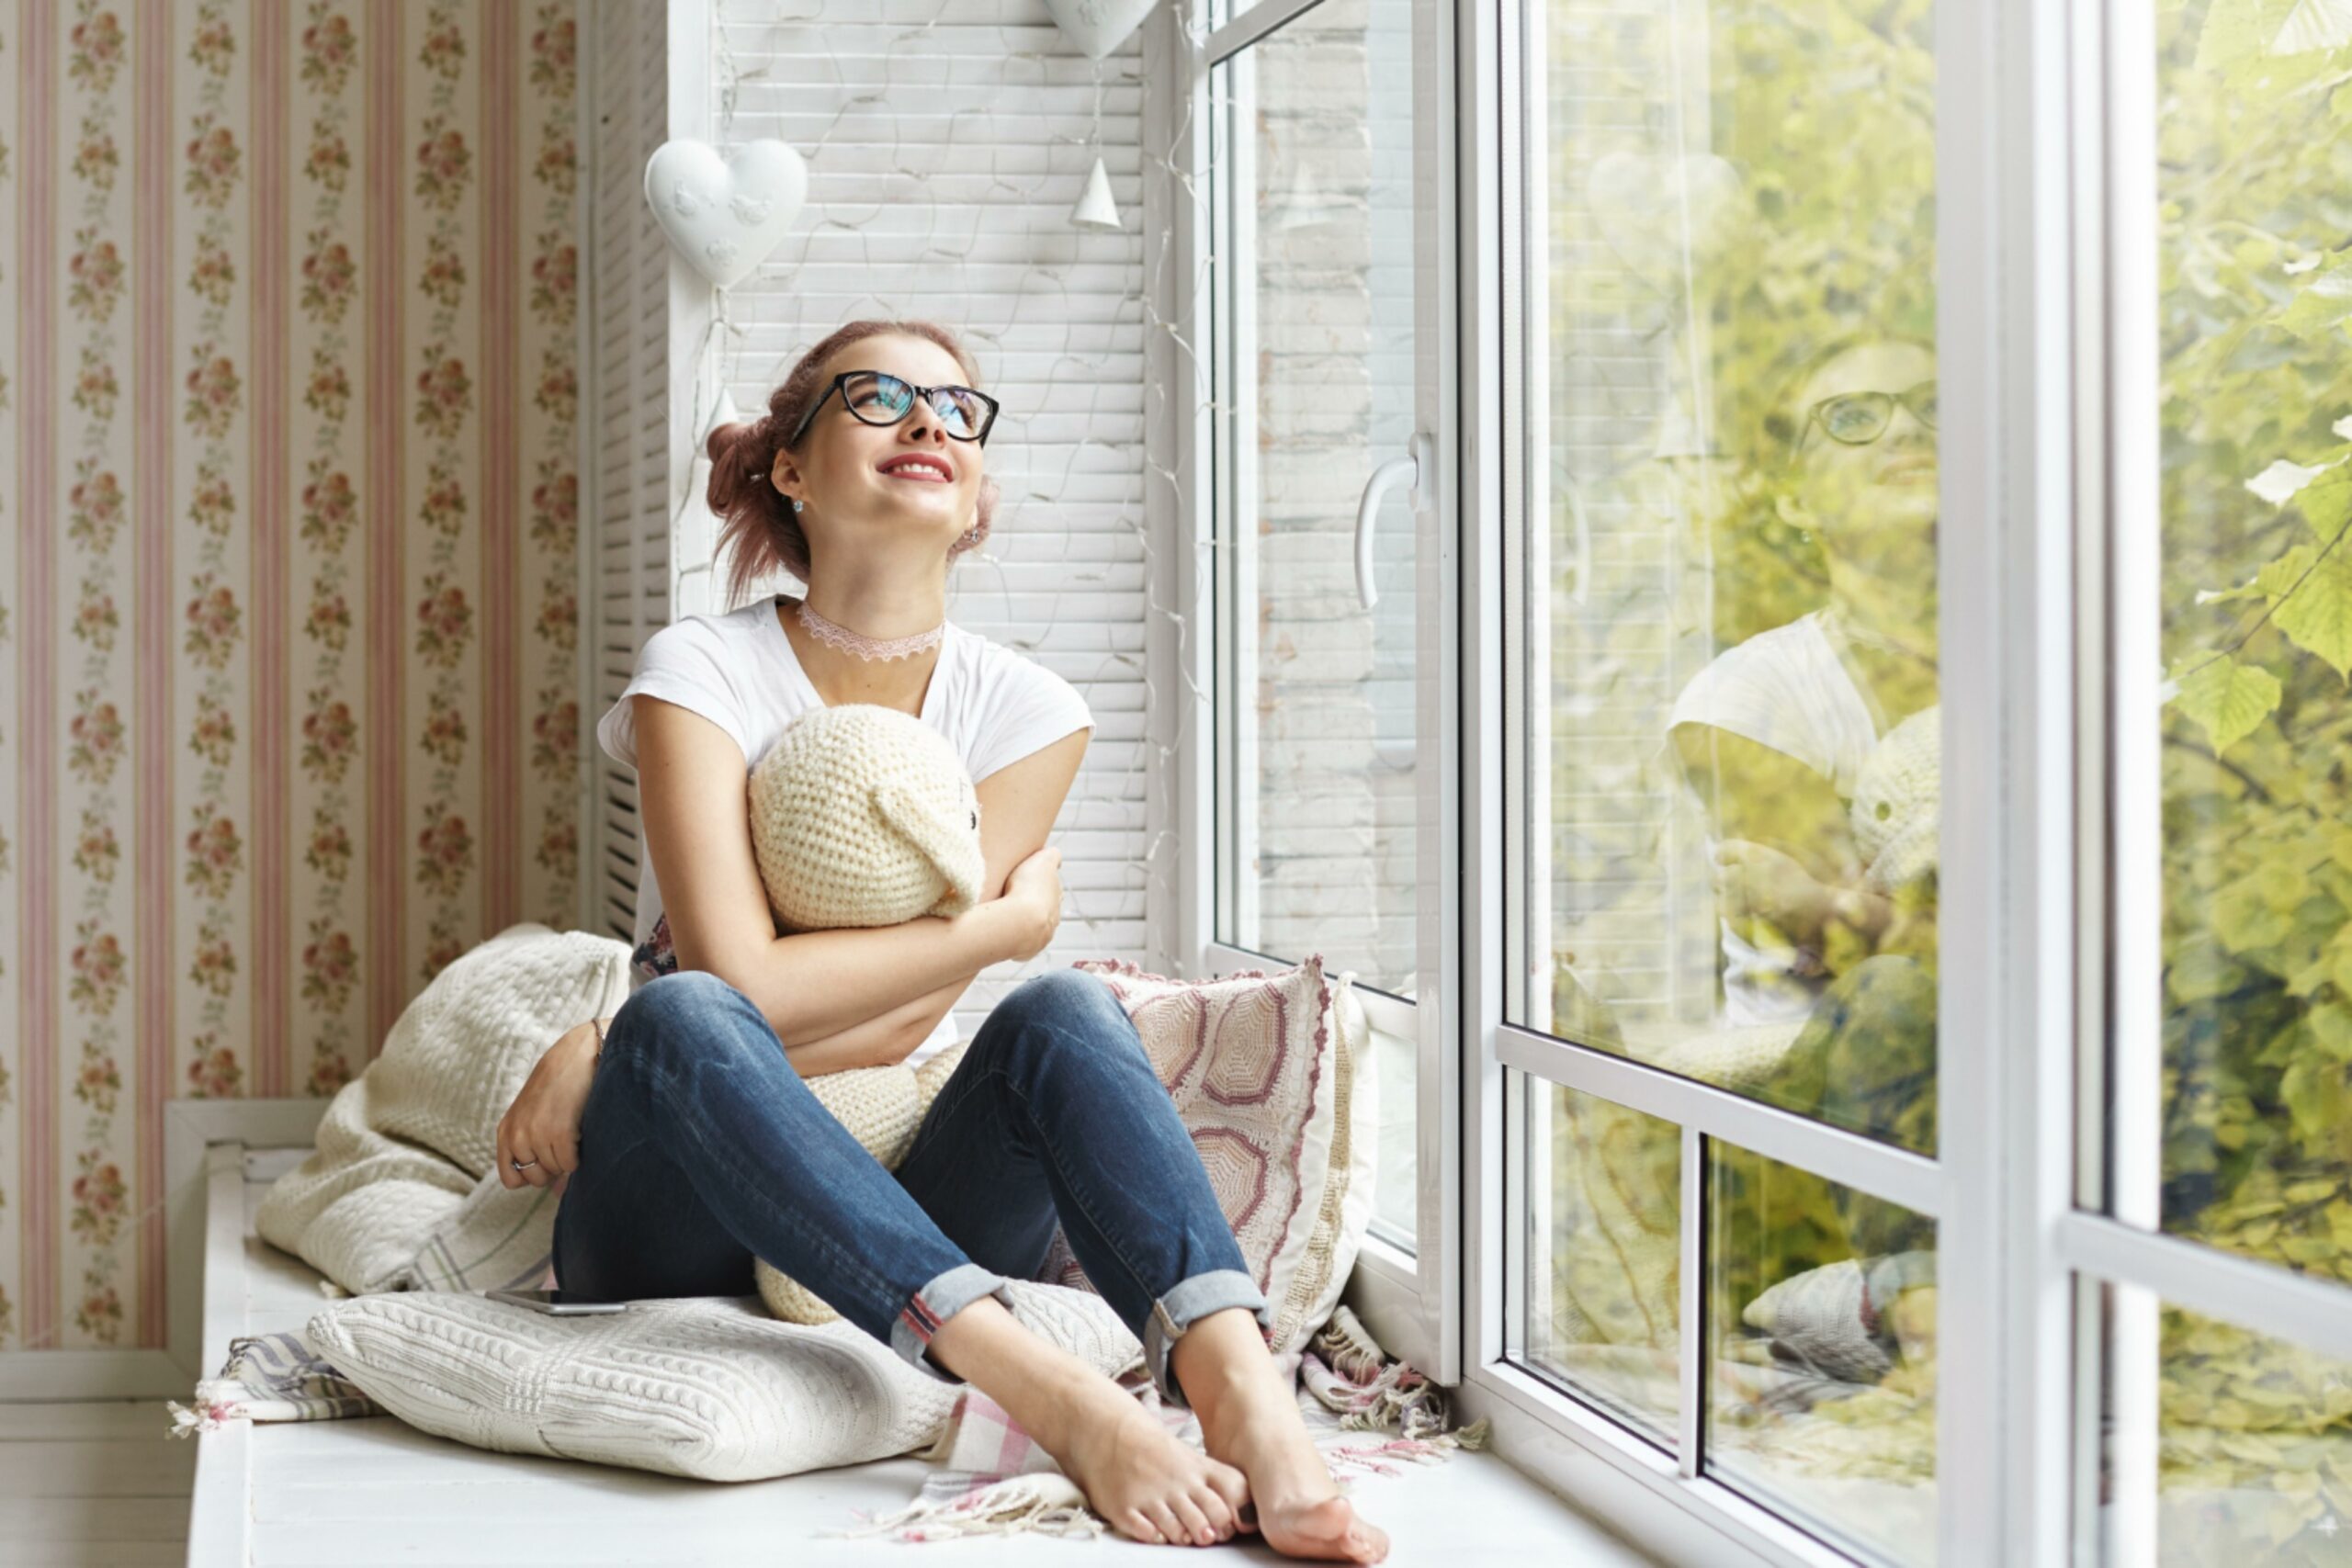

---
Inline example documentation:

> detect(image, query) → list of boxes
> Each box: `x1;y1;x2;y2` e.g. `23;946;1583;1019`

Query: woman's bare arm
632;694;1040;1046
876;725;1092;1055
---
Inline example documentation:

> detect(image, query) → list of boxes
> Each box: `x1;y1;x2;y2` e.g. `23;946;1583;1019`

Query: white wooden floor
11;1146;1665;1567
0;1398;196;1566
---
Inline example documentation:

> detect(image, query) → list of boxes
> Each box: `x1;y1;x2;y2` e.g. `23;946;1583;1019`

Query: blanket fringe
830;1472;1108;1542
1323;1417;1492;1478
163;1386;247;1438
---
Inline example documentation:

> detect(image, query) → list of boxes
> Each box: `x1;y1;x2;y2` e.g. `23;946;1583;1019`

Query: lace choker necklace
790;597;944;663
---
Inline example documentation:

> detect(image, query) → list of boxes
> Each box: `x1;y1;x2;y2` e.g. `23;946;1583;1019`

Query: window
1494;0;1945;1559
1161;0;2352;1559
1446;0;2352;1562
2089;0;2352;1559
1179;0;1460;1377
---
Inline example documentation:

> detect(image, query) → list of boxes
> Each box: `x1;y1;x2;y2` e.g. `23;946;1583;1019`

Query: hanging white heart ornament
1044;0;1157;60
642;139;808;290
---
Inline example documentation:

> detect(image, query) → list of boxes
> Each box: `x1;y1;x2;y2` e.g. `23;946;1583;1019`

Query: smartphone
485;1286;628;1315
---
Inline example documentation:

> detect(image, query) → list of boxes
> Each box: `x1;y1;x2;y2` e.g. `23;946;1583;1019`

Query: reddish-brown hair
704;319;1000;610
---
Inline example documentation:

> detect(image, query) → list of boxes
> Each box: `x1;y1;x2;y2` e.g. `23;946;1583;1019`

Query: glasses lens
1909;381;1939;430
1819;392;1891;445
846;372;915;423
927;387;989;438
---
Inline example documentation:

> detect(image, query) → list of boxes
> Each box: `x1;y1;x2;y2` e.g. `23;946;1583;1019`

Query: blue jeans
550;966;1273;1409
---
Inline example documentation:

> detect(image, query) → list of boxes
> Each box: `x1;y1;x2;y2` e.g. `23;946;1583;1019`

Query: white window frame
1152;0;1464;1383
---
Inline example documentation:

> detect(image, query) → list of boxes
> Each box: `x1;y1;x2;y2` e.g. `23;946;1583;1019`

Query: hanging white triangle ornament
643;140;808;290
674;389;746;560
1072;155;1122;231
1045;0;1157;60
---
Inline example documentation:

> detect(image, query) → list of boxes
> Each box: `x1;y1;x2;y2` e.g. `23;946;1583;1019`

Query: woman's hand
1711;838;1839;955
494;1020;604;1193
997;844;1066;964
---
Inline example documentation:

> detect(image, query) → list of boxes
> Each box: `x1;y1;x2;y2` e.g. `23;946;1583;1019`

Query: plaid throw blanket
831;1304;1489;1542
164;1325;380;1437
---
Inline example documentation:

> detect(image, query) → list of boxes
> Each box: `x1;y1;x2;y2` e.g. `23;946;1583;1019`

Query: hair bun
707;416;769;472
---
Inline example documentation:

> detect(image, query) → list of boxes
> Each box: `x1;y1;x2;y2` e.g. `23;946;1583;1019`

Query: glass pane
2135;2;2352;1285
1368;1018;1419;1247
2098;1295;2352;1565
1710;1143;1939;1565
1516;0;1941;1156
1213;0;1421;1001
1524;1077;1680;1447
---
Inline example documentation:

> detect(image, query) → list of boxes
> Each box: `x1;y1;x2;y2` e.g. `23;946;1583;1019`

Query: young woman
1668;333;1941;1161
493;319;1387;1561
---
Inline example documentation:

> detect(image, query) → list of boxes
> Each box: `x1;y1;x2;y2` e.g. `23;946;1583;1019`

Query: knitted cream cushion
301;1278;1144;1483
1849;704;1939;894
736;702;994;1325
1034;955;1376;1355
255;922;634;1295
746;702;987;934
752;1043;968;1325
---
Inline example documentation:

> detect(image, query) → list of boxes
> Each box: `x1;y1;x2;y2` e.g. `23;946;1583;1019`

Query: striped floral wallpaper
1;0;585;1355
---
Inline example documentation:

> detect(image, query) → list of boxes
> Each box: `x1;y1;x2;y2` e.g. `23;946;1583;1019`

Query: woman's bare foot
1039;1370;1253;1546
1170;1311;1387;1563
1197;1370;1387;1562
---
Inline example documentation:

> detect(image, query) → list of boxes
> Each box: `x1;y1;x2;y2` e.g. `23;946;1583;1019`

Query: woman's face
1787;340;1939;540
770;333;988;560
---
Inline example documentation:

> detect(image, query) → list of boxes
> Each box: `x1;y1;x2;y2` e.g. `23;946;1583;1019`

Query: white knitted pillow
747;703;986;933
301;1279;1144;1483
255;921;633;1294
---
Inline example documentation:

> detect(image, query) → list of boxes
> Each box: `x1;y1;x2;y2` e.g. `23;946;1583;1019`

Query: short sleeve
594;620;752;772
967;657;1095;784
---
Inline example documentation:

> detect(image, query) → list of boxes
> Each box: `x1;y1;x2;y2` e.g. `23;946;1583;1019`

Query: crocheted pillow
300;1279;1143;1483
736;702;989;1324
746;703;986;934
1034;954;1376;1355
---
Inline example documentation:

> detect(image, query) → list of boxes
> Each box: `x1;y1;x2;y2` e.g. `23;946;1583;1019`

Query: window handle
1354;431;1432;611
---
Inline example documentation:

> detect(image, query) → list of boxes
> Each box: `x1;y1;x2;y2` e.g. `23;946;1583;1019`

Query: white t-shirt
594;592;1096;1069
1666;611;1886;1026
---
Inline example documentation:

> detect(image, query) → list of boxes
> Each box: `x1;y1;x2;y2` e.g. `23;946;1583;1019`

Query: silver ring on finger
513;1156;537;1169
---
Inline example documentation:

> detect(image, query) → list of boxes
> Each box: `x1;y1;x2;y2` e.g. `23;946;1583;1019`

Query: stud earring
792;499;805;514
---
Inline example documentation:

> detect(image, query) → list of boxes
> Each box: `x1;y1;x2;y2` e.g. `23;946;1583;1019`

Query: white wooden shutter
581;0;675;946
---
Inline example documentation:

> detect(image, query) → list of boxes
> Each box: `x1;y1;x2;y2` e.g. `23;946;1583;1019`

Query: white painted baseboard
0;1097;325;1402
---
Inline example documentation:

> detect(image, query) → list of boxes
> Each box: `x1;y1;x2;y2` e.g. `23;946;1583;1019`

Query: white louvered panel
1540;3;1713;1023
582;0;673;947
701;0;1156;1032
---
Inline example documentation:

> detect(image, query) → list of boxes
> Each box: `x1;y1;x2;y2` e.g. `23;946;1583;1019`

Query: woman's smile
877;452;956;483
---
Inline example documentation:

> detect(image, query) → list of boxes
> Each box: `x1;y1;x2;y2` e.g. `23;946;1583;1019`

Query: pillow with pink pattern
1036;954;1375;1355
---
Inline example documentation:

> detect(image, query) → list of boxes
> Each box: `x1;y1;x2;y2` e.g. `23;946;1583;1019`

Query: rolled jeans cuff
890;1260;1017;1384
1147;1269;1274;1410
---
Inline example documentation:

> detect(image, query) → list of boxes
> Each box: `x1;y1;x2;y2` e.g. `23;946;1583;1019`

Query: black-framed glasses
1798;380;1939;448
788;370;1001;448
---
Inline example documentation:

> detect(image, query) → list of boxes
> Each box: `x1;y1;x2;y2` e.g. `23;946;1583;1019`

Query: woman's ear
875;782;987;917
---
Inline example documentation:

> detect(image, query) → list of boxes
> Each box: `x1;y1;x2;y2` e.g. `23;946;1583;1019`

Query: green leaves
2196;0;2352;70
2271;546;2352;679
2174;653;2285;754
2278;258;2352;343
